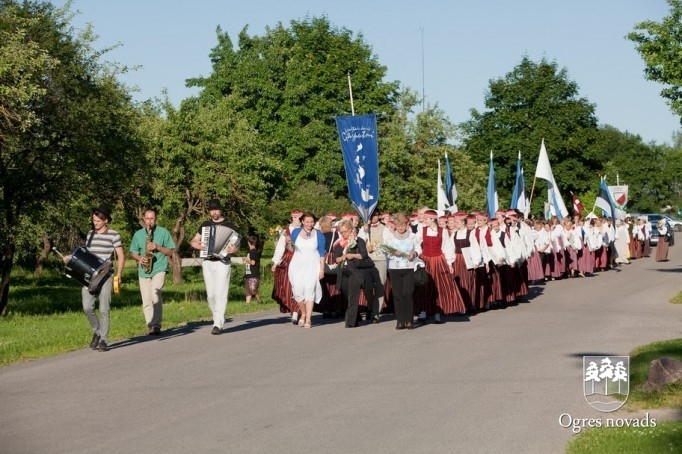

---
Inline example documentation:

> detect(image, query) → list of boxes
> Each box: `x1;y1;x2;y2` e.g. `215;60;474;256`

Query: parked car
644;214;675;246
628;213;675;246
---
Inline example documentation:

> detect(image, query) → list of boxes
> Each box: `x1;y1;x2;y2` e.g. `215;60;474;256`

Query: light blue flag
335;114;380;223
510;151;529;216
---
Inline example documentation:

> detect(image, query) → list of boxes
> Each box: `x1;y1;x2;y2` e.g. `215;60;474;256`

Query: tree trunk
34;234;52;277
0;243;15;316
170;196;193;285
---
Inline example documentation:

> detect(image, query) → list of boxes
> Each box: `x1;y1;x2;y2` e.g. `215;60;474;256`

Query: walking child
244;235;263;304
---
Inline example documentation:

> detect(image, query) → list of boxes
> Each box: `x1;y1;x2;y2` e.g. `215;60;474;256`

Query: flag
437;160;447;212
486;151;499;218
335;114;379;223
595;177;617;224
608;184;628;220
510;151;529;216
570;191;585;215
444;152;458;212
534;139;569;219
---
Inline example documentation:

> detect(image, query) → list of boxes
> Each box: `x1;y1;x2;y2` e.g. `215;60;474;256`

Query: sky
51;0;681;145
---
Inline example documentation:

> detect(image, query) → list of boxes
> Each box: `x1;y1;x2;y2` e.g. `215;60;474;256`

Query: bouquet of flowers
379;243;403;257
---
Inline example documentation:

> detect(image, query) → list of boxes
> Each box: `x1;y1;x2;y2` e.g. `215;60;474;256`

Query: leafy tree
143;95;281;283
187;16;399;204
379;90;486;212
460;57;602;215
594;125;667;213
628;0;682;121
0;0;143;314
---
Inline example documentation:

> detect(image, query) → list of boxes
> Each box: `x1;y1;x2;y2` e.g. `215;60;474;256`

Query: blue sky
52;0;680;145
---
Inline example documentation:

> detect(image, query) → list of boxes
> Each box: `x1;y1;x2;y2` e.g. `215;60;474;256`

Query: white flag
534;139;568;219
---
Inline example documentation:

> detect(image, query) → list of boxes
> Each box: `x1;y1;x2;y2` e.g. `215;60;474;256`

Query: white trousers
201;260;232;328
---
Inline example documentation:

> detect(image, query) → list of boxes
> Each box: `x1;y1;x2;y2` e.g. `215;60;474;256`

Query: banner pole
529;176;537;205
347;72;355;116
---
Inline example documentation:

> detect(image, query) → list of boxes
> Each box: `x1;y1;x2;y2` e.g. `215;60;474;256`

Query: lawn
0;261;277;367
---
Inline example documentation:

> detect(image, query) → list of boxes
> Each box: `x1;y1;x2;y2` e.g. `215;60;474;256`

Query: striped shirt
86;229;122;262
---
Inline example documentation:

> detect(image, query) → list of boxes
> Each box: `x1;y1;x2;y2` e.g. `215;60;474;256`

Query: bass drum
65;246;112;294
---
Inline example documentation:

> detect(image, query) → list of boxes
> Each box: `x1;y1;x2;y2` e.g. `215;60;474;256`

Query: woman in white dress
286;212;326;328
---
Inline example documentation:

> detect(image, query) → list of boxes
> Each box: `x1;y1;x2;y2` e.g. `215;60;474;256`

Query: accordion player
200;224;242;262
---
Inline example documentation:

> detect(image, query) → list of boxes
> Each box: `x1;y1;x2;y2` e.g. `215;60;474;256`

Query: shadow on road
110;320;213;350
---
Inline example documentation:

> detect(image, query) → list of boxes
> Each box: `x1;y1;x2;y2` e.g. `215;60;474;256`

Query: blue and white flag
486;151;499;219
335;114;379;223
510;151;529;217
596;177;617;224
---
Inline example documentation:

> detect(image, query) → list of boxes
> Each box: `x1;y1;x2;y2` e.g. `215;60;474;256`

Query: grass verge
0;262;276;367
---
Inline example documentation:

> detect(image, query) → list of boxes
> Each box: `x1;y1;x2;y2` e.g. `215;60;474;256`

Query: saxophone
143;227;154;274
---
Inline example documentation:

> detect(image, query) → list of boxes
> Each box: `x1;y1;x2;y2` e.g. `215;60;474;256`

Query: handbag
413;266;428;286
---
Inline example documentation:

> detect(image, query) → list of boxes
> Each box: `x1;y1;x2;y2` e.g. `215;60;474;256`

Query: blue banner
335;114;379;223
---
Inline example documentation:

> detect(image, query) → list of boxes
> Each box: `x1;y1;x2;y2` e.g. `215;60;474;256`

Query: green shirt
130;226;175;278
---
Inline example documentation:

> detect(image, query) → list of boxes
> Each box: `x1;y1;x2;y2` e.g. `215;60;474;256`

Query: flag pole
529;176;537;205
347;72;355;116
591;176;601;214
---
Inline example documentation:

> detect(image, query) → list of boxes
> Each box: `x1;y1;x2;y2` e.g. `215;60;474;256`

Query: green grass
670;290;682;304
626;338;682;411
566;422;682;453
0;261;276;367
566;338;682;453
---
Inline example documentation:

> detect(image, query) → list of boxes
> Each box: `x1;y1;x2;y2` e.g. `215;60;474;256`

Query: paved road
2;249;682;454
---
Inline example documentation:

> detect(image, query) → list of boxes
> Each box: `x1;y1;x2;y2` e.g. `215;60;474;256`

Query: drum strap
86;230;95;248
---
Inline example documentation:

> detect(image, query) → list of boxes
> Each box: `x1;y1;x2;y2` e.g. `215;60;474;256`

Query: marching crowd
63;201;672;351
271;208;672;329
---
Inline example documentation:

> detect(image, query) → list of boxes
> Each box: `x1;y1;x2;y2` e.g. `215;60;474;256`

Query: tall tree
628;0;682;121
187;16;400;203
594;125;667;212
379;90;486;212
460;57;601;213
0;0;143;314
143;95;281;284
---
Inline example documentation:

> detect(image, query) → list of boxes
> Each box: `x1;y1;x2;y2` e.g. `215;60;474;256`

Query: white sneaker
291;313;299;325
418;311;426;319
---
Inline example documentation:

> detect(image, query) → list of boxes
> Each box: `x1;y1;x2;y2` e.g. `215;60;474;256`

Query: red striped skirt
594;245;608;269
579;245;594;273
526;249;544;282
486;262;503;303
272;250;296;313
415;254;465;315
551;249;566;278
452;253;475;311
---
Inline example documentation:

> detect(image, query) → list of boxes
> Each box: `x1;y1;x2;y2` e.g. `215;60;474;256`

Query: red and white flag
571;191;584;215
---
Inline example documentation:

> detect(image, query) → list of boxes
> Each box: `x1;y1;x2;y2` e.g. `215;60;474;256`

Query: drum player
62;205;125;352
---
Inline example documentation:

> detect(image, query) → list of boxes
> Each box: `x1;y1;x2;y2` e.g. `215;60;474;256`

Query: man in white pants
190;199;239;334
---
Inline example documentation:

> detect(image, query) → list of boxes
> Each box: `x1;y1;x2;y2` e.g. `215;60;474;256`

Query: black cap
207;199;223;210
91;205;112;222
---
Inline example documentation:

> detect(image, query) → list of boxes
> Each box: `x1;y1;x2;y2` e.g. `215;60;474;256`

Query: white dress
287;232;323;303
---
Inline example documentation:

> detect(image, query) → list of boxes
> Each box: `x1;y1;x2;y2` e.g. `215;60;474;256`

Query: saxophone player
130;209;175;335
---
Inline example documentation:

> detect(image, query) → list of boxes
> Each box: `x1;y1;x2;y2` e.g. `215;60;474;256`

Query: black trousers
389;268;415;324
340;274;362;327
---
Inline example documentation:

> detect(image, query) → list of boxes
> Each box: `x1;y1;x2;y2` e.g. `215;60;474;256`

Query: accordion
200;225;242;262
